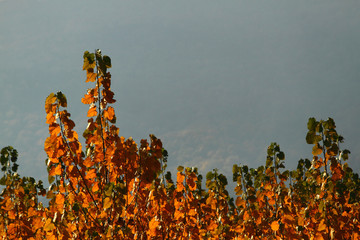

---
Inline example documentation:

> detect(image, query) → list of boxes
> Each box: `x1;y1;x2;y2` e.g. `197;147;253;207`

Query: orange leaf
46;112;56;124
268;198;276;205
27;207;37;217
235;197;246;208
49;123;61;136
49;164;61;176
54;164;62;175
86;69;97;82
32;217;43;229
207;220;218;231
104;106;115;121
271;221;279;231
87;105;98;117
282;214;295;224
92;182;99;192
176;172;185;192
85;168;97;180
186;177;196;191
243;211;250;221
149;218;160;236
56;193;65;205
174;210;184;220
56;194;65;212
83;157;94;168
188;208;197;216
82;91;95;104
298;215;305;226
8;210;16;219
45;93;57;113
314;233;325;240
317;219;326;231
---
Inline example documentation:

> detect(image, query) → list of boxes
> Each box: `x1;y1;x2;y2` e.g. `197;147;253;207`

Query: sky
1;1;360;191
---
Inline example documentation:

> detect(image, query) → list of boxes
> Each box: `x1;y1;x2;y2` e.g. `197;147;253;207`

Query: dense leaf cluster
1;51;359;239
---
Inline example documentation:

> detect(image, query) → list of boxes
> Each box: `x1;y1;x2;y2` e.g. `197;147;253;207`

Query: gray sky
1;0;359;188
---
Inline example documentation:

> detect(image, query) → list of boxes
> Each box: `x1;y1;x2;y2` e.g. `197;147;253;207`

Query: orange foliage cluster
1;50;359;239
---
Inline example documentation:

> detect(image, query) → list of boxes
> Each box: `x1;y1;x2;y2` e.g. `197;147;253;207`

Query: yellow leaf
271;221;279;231
312;143;323;156
103;197;112;209
44;218;55;232
82;51;96;71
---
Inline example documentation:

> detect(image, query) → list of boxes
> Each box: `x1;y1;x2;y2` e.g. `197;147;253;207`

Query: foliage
1;50;359;239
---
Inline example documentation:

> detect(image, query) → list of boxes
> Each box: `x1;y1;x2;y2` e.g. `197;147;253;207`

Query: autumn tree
1;50;359;239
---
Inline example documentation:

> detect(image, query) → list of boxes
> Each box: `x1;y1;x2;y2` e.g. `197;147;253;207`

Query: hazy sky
1;1;359;188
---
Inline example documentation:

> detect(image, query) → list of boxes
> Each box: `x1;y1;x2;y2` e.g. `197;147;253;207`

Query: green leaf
324;139;331;148
267;145;274;156
177;166;184;172
307;117;316;131
83;51;96;71
277;151;285;160
326;118;336;129
48;175;55;184
105;183;114;197
290;170;298;179
257;166;264;173
11;163;18;173
306;131;316;144
218;174;228;186
165;171;172;181
304;159;311;169
10;149;18;163
274;144;280;152
342;149;350;160
0;176;5;185
232;164;239;174
73;203;80;212
103;55;112;68
206;172;214;181
266;157;273;167
56;91;67;108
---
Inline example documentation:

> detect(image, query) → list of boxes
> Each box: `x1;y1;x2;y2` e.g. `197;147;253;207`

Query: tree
1;50;359;239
